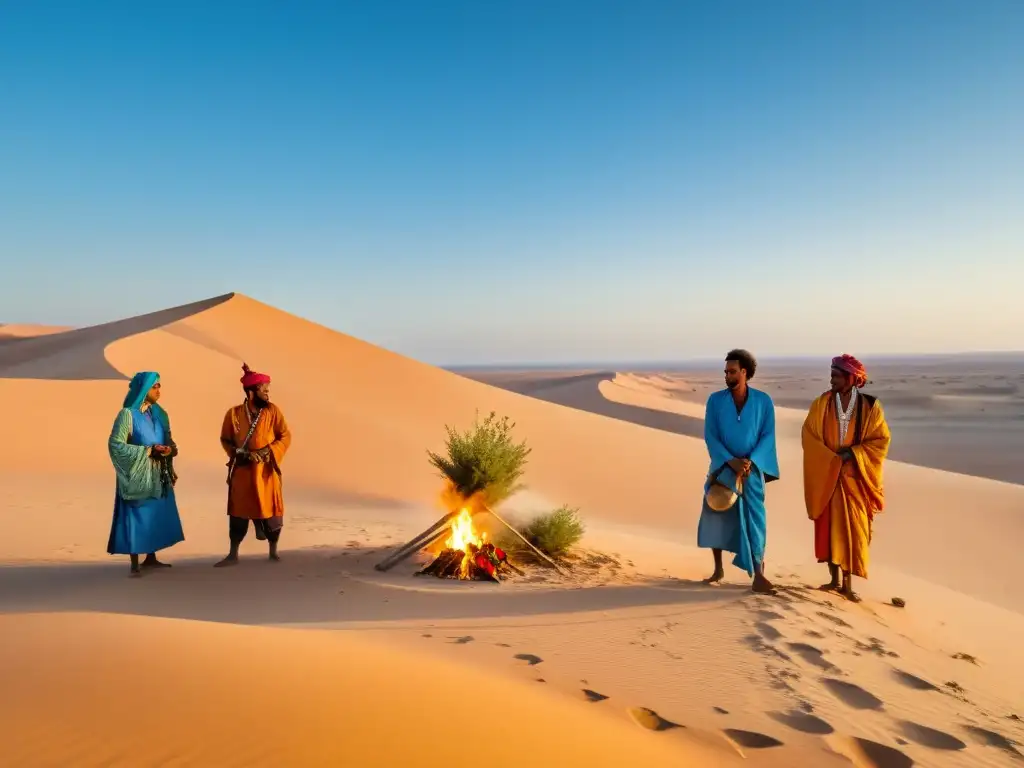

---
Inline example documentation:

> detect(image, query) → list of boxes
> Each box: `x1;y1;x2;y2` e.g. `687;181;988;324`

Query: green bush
427;410;531;507
516;505;585;558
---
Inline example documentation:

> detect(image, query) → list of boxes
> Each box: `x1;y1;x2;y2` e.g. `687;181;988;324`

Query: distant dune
2;294;1023;768
463;357;1024;486
0;323;72;338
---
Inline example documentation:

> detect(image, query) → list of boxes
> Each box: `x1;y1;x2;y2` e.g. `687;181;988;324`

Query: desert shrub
427;410;531;507
513;505;585;558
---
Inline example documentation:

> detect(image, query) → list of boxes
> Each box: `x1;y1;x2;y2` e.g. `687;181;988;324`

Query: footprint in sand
713;707;729;715
421;633;432;638
514;653;543;666
582;689;609;702
451;635;474;645
897;720;967;751
816;611;852;629
787;642;840;672
952;651;980;665
944;681;969;701
963;725;1022;757
821;678;884;711
628;707;681;732
826;735;914;768
805;629;827;639
723;729;784;750
854;637;899;659
755;621;784;641
744;634;793;662
768;709;835;735
891;669;940;692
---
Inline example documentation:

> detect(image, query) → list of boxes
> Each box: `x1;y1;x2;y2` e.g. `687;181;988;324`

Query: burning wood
416;508;518;582
418;542;513;581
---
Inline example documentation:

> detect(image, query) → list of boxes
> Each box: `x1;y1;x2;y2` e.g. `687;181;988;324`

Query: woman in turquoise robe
107;371;185;576
697;387;780;589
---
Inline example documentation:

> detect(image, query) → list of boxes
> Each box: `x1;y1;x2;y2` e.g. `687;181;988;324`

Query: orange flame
444;508;487;578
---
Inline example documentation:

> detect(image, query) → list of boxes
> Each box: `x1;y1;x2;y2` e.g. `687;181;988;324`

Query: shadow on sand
460;370;706;440
0;294;234;381
0;545;747;629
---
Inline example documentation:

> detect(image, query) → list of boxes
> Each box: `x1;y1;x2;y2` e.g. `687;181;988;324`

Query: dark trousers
229;515;283;544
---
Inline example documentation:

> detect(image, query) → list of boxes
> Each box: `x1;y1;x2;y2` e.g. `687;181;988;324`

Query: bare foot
702;570;725;585
752;574;776;594
841;589;862;603
268;553;281;562
141;558;171;569
818;581;840;592
129;568;142;578
214;555;239;568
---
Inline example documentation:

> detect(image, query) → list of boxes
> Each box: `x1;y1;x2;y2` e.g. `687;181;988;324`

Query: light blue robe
696;388;780;576
106;372;185;556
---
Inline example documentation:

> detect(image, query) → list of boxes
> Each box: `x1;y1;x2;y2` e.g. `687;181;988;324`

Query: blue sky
1;1;1021;364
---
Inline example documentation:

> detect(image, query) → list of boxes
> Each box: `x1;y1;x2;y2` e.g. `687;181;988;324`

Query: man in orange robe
215;363;292;567
801;354;891;602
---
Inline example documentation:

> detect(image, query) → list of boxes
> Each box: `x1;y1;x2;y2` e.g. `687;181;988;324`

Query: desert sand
2;293;1023;767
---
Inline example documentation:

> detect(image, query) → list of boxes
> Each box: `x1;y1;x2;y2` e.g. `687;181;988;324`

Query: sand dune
3;293;1023;767
0;322;71;338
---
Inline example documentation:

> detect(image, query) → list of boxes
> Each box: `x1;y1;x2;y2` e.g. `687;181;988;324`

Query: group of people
106;352;891;599
696;349;892;602
106;363;291;576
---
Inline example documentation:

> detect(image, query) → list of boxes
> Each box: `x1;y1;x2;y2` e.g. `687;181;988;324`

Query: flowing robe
107;406;185;555
220;402;291;520
801;392;891;579
697;388;780;576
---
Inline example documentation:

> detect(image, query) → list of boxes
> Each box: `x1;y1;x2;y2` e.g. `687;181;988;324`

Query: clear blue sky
1;1;1021;364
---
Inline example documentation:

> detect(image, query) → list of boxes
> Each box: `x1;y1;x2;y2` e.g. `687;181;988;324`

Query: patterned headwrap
831;354;868;388
124;371;160;410
123;371;170;431
240;362;271;389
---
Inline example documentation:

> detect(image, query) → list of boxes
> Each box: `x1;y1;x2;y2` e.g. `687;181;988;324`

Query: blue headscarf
124;372;159;410
123;372;170;432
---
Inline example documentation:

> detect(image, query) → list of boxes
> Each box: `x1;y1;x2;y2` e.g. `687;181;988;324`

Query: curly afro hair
725;348;757;380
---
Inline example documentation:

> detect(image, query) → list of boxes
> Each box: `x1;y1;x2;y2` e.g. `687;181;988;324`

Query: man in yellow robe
215;363;292;567
801;354;891;602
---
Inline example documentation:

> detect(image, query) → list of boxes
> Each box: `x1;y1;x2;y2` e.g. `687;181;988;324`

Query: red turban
240;362;271;388
831;354;867;387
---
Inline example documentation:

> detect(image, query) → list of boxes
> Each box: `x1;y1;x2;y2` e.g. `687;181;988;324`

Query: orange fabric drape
220;403;292;519
801;393;890;579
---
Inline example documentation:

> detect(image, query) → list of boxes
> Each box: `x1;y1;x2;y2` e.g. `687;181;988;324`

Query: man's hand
727;458;752;477
152;445;171;457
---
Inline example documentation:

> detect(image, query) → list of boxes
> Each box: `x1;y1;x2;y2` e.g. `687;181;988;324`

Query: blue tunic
107;408;185;556
696;388;780;576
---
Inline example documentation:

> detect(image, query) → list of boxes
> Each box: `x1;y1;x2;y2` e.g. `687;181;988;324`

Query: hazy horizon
4;293;1023;369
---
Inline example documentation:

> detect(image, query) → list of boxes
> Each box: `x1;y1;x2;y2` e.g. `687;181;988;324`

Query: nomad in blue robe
696;388;780;576
107;372;185;556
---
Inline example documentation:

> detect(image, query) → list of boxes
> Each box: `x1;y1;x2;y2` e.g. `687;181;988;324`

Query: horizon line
443;350;1024;371
3;291;1022;370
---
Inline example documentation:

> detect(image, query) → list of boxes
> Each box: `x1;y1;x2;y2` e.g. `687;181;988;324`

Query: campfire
416;508;517;582
374;412;566;580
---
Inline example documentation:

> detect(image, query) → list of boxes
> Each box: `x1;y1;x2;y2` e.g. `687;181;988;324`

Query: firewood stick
484;505;567;575
390;512;454;552
375;512;455;571
502;560;525;576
